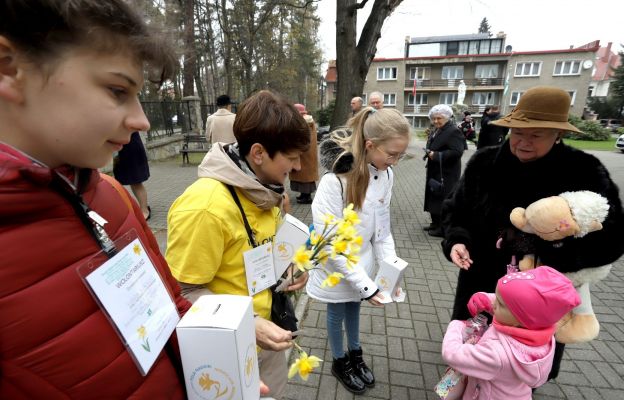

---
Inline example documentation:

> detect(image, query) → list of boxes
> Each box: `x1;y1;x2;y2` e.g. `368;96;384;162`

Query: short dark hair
463;111;472;116
0;0;177;85
234;90;310;157
483;106;492;113
216;95;231;107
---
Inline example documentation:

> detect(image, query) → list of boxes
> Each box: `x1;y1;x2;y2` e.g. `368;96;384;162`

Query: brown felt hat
491;86;581;133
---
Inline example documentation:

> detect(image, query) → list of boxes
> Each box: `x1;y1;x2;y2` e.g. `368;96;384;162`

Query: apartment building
363;33;598;128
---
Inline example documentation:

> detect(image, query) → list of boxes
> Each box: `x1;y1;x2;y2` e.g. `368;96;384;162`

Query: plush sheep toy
509;191;610;344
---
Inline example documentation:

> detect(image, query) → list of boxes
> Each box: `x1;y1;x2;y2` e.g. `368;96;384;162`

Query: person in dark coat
441;86;624;383
477;105;508;149
423;104;466;237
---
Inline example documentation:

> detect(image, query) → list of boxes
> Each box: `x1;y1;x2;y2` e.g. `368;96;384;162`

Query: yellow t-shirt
166;178;280;319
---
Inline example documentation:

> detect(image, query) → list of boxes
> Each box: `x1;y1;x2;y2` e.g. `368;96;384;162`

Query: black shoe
331;355;366;394
145;206;152;221
296;194;312;204
349;348;375;387
428;228;444;237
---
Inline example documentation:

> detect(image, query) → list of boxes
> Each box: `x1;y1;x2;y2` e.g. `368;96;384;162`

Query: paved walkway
143;142;624;400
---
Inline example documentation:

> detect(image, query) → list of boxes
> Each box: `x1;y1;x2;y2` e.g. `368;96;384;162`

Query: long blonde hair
331;107;410;209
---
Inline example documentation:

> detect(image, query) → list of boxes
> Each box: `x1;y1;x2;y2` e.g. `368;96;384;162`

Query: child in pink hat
441;266;580;399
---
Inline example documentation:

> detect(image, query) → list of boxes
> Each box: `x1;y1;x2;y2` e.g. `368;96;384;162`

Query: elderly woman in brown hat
440;86;624;382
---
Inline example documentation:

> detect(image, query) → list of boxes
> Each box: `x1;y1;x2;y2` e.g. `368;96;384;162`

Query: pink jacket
441;320;554;400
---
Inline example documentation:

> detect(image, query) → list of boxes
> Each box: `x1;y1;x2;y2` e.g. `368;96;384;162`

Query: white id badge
375;207;391;241
243;242;277;296
77;230;180;376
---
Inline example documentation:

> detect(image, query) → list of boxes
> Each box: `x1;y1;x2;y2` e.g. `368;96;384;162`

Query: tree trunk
182;0;196;97
331;0;403;128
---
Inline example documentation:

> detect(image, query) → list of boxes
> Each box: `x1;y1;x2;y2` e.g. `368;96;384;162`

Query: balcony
404;78;504;90
403;104;491;114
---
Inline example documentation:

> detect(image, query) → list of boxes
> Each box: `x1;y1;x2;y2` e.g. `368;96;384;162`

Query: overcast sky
316;0;624;63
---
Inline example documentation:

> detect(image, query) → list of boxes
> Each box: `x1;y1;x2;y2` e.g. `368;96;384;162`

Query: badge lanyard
51;172;117;257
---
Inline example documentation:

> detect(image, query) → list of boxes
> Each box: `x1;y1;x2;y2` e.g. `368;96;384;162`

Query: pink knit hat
497;266;580;329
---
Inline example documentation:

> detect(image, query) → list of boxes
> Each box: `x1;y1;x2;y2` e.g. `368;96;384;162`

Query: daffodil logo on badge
191;365;235;400
243;343;257;387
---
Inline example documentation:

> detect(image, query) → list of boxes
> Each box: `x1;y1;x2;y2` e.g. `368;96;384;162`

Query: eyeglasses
375;145;407;162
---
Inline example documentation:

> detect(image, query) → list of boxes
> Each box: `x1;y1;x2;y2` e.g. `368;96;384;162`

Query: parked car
599;119;622;133
616;134;624;153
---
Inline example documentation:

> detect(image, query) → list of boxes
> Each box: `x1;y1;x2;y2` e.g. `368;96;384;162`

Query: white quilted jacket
306;164;397;302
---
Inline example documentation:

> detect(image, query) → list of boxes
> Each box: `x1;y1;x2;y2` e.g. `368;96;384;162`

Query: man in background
206;94;236;145
350;96;363;115
477;105;508;149
368;91;384;110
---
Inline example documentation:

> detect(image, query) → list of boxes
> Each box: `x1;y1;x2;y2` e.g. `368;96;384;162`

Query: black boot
296;193;312;204
422;224;437;232
331;355;366;394
349;348;375;387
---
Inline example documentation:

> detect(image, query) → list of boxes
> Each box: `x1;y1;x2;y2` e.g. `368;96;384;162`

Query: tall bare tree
331;0;403;128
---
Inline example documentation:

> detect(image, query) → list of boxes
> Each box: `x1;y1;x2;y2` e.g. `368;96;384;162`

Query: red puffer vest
0;144;191;399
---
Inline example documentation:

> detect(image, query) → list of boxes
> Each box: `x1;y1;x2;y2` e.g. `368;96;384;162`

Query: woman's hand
451;244;473;270
285;270;308;291
428;150;435;160
367;292;385;307
255;317;293;351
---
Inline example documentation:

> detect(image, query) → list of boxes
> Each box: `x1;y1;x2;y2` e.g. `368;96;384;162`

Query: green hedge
564;116;611;141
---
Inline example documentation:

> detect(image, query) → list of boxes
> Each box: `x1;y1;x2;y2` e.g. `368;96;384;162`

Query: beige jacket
205;108;236;144
289;115;319;183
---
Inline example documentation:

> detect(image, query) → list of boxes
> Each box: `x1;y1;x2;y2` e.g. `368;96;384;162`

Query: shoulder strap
100;173;134;214
225;184;257;248
438;153;444;185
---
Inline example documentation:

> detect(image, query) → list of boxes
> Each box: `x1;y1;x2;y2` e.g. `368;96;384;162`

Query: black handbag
427;152;444;195
270;290;299;332
226;184;299;333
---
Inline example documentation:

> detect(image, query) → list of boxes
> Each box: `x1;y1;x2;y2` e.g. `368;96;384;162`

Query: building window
515;62;541;77
377;67;397;80
409;67;431;80
440;92;457;105
407;93;428;105
475;64;499;79
510;91;524;106
479;40;491;54
441;66;464;80
469;41;479;54
554;60;581;76
490;40;502;53
446;41;459;55
472;92;495;105
567;90;576;105
383;93;396;106
458;41;469;55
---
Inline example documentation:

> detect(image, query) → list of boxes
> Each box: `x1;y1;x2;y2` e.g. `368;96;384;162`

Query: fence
141;100;238;141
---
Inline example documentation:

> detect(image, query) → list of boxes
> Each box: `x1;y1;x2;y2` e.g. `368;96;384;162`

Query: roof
408;33;492;44
373;45;600;63
325;59;337;83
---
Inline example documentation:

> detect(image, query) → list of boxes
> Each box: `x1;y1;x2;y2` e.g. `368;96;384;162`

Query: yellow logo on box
276;242;294;260
190;365;235;400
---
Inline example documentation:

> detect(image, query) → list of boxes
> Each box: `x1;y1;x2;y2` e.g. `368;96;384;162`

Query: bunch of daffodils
290;203;363;288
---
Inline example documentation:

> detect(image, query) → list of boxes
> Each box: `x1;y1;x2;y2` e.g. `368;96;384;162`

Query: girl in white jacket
306;107;410;394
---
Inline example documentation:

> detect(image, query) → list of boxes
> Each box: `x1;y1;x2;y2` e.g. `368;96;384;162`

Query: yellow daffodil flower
293;247;313;271
342;203;361;226
331;239;348;257
345;253;360;269
322;213;336;226
316;249;329;266
321;272;344;288
288;351;322;381
309;230;321;246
